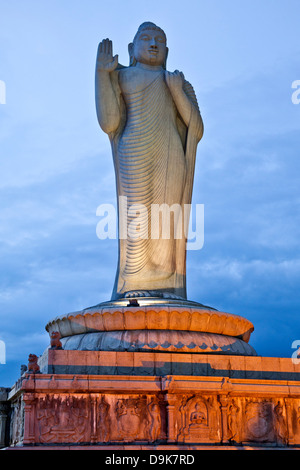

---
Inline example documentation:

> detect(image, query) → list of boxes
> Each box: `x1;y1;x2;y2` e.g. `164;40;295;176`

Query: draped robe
108;65;203;300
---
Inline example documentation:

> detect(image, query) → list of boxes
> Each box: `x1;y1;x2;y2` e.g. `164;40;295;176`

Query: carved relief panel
175;395;221;443
36;394;90;444
115;397;147;441
21;392;166;445
10;396;24;446
243;399;275;443
283;397;300;445
110;394;165;442
207;396;291;446
215;397;291;446
11;388;300;447
92;393;165;444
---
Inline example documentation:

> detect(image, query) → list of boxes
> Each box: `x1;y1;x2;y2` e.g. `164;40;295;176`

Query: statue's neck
135;62;164;72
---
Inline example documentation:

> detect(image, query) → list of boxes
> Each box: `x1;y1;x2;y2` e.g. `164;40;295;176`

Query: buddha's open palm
97;39;118;72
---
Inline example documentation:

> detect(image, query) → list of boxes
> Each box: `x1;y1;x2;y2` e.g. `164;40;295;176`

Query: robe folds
108;67;203;300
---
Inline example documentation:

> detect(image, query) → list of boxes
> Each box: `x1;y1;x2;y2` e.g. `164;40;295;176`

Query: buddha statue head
128;21;168;68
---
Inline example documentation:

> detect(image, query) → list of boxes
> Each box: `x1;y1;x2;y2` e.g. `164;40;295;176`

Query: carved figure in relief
95;22;203;300
97;395;110;442
178;396;211;442
227;400;239;441
274;401;288;445
147;398;162;442
190;403;206;425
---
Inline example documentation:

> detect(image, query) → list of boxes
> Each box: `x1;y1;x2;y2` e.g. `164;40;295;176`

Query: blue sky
0;0;300;386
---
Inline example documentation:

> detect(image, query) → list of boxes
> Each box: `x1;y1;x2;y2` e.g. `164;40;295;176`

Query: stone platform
4;301;300;449
7;350;300;449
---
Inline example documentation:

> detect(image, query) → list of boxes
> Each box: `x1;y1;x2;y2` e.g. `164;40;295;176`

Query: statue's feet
123;290;185;300
124;290;152;298
161;292;185;300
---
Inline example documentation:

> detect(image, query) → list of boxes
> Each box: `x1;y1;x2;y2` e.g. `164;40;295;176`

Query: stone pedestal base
45;301;256;356
7;350;300;449
5;302;300;449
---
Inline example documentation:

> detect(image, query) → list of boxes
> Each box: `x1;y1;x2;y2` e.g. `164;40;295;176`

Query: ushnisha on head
128;21;169;68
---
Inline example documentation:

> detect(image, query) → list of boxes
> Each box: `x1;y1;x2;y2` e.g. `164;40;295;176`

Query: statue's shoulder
115;65;134;83
117;65;137;80
183;79;200;111
109;64;128;95
117;66;147;94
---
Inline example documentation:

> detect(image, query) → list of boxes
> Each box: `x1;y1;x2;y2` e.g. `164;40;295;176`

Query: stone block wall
5;351;300;449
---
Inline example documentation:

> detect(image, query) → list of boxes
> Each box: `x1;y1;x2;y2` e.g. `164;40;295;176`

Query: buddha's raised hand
96;38;118;72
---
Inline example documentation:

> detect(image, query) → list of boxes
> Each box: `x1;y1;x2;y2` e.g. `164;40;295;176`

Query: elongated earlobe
163;47;169;70
128;42;136;66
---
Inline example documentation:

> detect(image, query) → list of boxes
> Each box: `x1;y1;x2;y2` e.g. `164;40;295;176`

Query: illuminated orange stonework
8;348;300;449
6;303;300;448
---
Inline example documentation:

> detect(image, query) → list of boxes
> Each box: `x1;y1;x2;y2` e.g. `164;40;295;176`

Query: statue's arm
165;70;203;139
95;39;121;135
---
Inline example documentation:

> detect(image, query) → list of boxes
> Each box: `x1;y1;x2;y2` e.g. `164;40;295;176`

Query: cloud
186;59;300;359
1;1;300;386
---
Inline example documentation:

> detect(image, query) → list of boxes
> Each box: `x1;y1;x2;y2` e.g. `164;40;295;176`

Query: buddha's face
133;28;167;67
